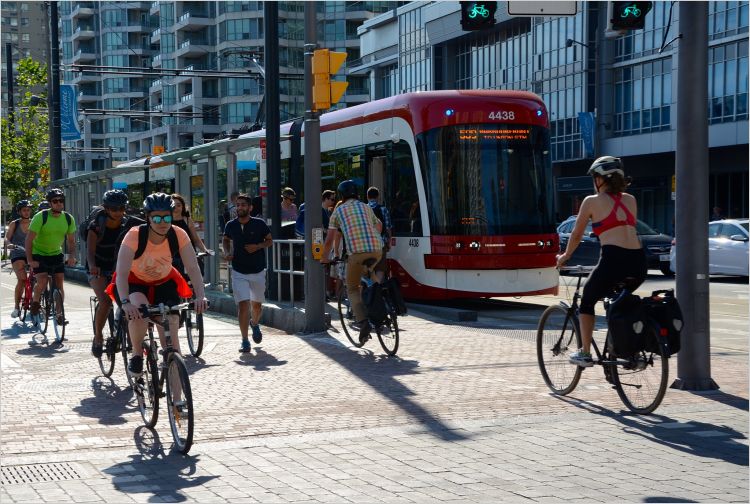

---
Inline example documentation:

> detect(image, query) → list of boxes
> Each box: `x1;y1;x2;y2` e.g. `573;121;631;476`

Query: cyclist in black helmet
321;180;383;345
107;193;207;377
556;156;646;367
4;200;33;318
89;190;143;358
25;189;77;324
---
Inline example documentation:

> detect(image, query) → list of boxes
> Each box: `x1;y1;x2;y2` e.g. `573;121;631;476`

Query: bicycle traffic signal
610;2;653;30
311;49;348;112
460;1;497;31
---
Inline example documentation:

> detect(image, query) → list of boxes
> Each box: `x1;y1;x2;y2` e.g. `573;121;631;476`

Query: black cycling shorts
114;279;181;308
32;254;65;275
580;245;647;316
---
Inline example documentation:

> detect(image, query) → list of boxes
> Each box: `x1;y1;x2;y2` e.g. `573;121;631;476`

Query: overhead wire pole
48;1;62;181
672;1;718;391
303;1;326;332
264;1;281;301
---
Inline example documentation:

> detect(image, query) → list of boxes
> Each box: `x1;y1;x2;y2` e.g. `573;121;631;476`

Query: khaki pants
346;250;382;323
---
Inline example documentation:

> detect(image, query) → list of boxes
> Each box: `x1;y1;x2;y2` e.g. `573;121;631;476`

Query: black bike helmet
587;156;624;178
16;200;32;211
38;201;51;211
102;189;128;208
142;192;175;213
337;180;358;200
46;188;65;201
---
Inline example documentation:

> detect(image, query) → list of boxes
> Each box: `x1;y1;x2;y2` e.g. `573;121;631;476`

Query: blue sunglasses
150;215;173;224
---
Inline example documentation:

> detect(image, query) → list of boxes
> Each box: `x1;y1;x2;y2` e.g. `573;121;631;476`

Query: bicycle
179;251;211;357
333;257;400;356
6;245;35;324
28;256;67;343
536;265;668;415
133;302;201;454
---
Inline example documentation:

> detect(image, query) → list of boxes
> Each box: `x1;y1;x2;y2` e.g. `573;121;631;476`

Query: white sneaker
11;308;20;318
569;350;594;368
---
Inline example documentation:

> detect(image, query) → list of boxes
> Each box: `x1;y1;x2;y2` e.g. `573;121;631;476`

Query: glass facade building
354;1;749;233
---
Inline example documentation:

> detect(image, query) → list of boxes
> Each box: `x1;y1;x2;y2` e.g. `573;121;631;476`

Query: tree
1;57;50;208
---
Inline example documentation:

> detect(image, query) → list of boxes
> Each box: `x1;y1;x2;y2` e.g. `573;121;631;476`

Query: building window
709;1;749;40
221;102;258;124
380;64;399;99
21;17;28;26
21;3;29;11
399;7;430;93
613;57;672;136
709;39;748;122
21;33;29;43
614;2;673;62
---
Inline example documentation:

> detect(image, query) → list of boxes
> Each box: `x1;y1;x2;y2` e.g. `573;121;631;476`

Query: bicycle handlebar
137;300;210;317
559;265;595;275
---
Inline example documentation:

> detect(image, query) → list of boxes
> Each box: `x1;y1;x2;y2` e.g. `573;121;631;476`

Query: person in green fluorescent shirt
25;188;77;325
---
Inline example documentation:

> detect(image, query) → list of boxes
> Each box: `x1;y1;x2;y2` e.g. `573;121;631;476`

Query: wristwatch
121;298;130;305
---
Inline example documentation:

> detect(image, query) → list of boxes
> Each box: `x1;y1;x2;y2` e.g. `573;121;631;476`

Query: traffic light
610;2;653;30
311;49;348;112
460;1;497;31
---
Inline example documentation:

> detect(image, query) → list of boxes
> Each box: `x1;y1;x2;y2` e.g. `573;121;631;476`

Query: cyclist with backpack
87;190;142;358
25;189;77;322
4;200;32;318
320;180;383;344
556;157;647;367
107;193;208;377
366;187;392;282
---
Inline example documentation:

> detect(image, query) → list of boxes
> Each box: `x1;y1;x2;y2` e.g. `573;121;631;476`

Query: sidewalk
1;292;747;503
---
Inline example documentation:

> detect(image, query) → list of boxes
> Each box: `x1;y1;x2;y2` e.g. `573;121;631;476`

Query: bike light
445;108;455;117
536;109;543;117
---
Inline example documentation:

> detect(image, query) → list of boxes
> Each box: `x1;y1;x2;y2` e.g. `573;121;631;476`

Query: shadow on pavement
15;337;68;358
684;389;749;412
644;498;698;503
552;395;748;466
1;320;37;340
236;347;288;371
102;426;217;502
296;331;471;442
183;355;221;374
73;376;137;425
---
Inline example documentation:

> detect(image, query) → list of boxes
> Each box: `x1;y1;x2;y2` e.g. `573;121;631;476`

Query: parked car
557;215;673;275
670;219;749;277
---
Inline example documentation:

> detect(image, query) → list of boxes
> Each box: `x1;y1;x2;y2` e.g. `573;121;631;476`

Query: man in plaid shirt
321;180;383;343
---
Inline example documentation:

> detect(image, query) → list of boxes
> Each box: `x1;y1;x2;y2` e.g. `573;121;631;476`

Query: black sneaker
91;340;104;358
358;321;371;345
251;324;263;344
128;355;143;376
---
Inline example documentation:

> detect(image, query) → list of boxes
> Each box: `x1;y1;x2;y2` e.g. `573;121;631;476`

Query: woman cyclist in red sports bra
556;156;647;367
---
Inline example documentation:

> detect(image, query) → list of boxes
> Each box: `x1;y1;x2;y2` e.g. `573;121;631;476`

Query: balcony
174;12;212;32
78;90;98;103
150;79;162;90
72;3;95;18
73;48;97;63
150;1;160;15
152;54;162;67
72;25;96;41
151;27;161;43
175;39;211;58
151;103;163;112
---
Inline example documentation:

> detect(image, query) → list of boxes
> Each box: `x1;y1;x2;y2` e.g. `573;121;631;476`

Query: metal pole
48;1;62;181
303;1;326;332
672;1;718;391
264;1;281;301
5;43;15;133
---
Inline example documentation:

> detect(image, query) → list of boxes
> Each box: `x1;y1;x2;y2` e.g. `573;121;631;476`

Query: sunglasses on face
150;215;173;224
105;206;125;212
50;199;65;204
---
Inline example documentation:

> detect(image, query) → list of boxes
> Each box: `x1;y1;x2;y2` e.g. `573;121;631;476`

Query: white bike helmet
587;156;624;177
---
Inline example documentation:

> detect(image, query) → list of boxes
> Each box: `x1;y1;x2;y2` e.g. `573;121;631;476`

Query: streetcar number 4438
489;111;515;120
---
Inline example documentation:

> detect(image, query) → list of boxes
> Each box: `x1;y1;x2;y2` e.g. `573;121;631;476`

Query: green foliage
1;57;50;206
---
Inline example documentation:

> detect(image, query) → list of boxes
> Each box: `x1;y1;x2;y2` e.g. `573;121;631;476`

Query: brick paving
1;289;747;503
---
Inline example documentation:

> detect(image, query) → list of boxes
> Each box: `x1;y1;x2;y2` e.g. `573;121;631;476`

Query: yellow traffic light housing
312;49;349;111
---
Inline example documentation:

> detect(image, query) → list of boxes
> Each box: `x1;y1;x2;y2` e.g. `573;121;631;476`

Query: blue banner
60;84;81;141
577;112;595;158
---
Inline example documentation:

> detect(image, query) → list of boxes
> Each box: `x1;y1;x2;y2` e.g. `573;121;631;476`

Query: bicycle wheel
40;290;50;335
96;311;117;377
51;288;65;343
136;341;160;428
118;316;135;389
536;304;583;395
166;353;194;454
611;333;669;415
337;284;363;348
376;297;399;356
185;309;204;357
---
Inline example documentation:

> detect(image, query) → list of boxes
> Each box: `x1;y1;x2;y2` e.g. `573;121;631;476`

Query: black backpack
606;290;647;358
78;206;108;243
642;289;683;357
132;224;180;260
41;209;73;229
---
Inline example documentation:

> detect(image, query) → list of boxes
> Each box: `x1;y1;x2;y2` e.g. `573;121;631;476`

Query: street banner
60;84;81;141
578;111;595;158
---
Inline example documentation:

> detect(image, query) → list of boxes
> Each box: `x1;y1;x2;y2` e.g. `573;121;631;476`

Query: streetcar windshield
417;124;555;235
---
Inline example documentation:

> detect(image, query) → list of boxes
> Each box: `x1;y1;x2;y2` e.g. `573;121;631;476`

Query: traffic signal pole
264;1;281;301
303;1;326;332
672;1;718;391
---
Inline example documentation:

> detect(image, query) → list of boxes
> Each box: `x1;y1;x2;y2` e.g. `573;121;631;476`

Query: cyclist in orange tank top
556;157;647;367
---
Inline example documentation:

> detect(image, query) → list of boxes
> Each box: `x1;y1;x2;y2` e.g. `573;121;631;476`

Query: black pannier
606;290;647;358
384;277;408;316
642;289;683;356
363;282;388;326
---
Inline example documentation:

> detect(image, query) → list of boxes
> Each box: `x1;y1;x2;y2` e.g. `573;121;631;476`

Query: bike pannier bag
363;282;388;325
642;289;683;356
385;277;407;316
606;290;647;358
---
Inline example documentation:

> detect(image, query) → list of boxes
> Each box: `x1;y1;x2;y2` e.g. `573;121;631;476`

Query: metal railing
272;239;305;307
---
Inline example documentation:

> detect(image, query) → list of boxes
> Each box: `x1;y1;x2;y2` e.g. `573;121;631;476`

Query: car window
721;224;743;238
708;223;722;237
741;223;749;233
636;220;658;235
